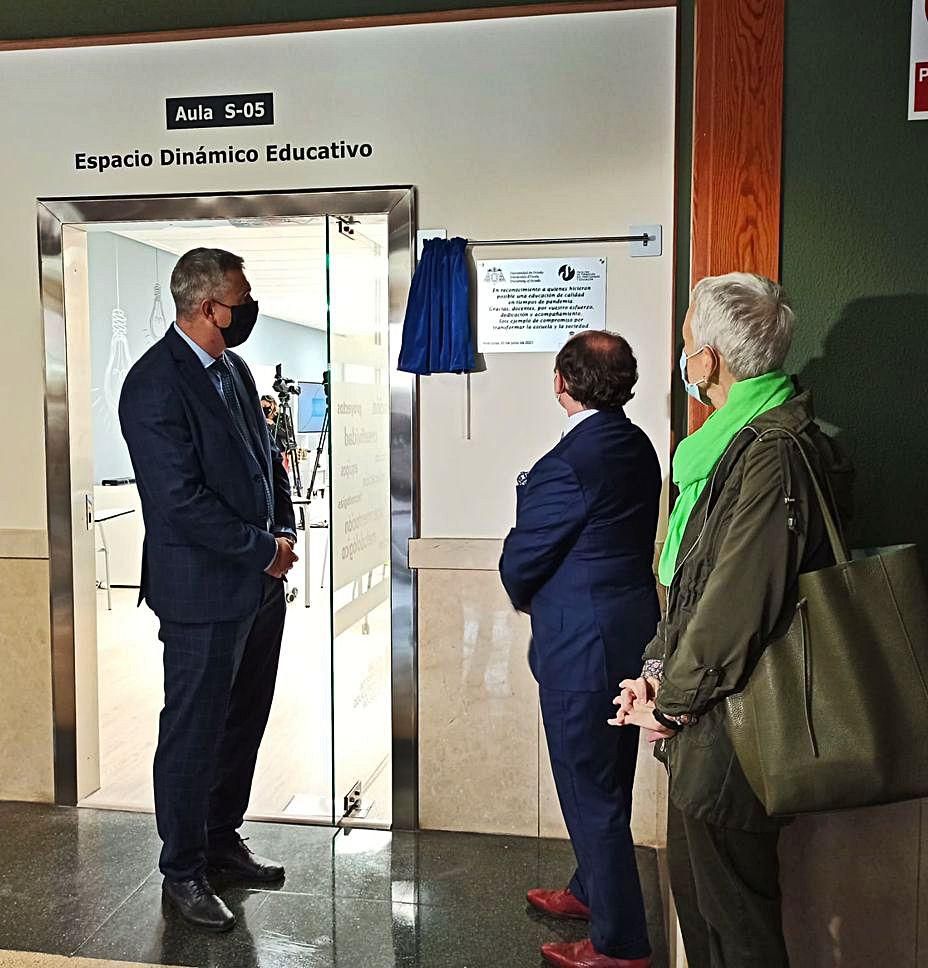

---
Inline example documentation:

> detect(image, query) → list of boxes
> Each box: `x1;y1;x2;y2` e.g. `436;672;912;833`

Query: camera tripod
274;372;331;608
273;398;303;494
300;375;331;607
307;388;330;501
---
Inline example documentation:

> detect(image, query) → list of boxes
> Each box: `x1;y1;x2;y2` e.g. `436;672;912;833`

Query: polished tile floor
0;803;667;968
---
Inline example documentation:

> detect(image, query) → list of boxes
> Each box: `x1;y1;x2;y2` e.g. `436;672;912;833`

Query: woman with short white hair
612;273;851;968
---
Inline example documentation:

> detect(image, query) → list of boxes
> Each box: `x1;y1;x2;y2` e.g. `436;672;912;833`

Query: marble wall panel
0;557;54;801
418;569;539;836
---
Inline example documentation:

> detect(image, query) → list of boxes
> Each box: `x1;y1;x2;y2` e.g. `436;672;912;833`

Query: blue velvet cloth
398;236;475;375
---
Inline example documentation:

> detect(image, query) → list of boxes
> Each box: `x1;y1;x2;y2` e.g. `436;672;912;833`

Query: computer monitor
297;382;327;434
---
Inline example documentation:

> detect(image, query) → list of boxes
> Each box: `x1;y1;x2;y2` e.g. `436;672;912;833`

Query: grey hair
690;272;795;380
170;247;244;319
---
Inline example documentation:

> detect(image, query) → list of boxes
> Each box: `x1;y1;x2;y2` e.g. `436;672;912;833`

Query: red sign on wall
916;62;928;113
913;1;928;119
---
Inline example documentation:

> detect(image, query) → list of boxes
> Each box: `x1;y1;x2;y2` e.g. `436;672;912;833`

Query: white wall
0;7;676;537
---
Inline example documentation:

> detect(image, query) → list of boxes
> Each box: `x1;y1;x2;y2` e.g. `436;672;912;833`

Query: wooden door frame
687;0;786;432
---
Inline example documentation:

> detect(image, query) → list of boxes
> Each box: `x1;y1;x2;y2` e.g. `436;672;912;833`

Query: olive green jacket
645;390;853;831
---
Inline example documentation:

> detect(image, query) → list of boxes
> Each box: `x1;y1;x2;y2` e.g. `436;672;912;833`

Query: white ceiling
115;217;389;331
116;221;329;329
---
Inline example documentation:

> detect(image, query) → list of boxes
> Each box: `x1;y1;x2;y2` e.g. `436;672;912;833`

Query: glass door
72;218;338;823
326;214;393;826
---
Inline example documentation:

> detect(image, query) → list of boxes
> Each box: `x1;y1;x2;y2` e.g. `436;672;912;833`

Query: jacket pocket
531;601;563;635
531;603;608;692
686;701;725;749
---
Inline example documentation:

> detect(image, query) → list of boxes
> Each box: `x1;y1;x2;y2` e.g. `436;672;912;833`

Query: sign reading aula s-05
166;93;275;129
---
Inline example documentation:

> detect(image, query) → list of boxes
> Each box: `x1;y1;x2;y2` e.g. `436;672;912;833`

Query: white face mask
680;346;709;401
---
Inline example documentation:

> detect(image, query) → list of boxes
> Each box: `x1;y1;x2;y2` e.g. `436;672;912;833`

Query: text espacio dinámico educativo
74;141;375;172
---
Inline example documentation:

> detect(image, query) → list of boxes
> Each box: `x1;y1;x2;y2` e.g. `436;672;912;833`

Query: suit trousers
667;803;790;968
540;687;650;960
154;575;286;881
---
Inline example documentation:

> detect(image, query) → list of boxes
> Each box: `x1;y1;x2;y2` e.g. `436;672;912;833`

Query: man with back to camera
500;331;661;968
119;248;298;932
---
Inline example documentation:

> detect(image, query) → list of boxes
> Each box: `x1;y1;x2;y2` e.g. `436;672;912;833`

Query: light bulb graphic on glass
102;252;133;420
146;249;168;345
146;283;168;342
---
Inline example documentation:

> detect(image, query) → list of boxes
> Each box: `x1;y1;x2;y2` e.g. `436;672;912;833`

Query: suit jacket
500;410;662;692
118;328;295;624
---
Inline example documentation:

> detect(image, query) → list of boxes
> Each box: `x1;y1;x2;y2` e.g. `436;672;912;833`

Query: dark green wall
782;2;928;554
1;0;547;40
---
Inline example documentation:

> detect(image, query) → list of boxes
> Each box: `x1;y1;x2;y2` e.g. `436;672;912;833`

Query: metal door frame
37;187;419;829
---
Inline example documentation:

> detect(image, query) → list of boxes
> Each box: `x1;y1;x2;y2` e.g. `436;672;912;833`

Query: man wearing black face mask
119;248;297;933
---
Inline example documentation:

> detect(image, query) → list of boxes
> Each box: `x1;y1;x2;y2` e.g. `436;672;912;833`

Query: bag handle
753;428;850;565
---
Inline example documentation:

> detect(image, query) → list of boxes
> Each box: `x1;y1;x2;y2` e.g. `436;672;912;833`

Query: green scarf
658;371;796;586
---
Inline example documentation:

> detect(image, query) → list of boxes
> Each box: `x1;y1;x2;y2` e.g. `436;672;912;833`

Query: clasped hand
265;536;299;579
608;676;675;744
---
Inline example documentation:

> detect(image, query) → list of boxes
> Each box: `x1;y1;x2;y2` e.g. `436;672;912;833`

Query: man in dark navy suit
500;331;661;968
119;248;298;932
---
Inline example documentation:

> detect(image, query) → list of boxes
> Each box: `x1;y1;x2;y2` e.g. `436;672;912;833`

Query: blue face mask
680;347;707;402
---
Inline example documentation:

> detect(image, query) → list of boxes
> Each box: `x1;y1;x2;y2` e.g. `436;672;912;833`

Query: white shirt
173;321;217;367
563;408;599;438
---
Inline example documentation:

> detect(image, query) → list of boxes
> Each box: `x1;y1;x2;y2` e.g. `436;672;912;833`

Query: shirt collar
563;408;598;438
174;321;219;369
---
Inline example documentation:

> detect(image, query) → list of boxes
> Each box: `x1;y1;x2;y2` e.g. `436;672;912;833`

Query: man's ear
554;371;566;396
201;298;216;322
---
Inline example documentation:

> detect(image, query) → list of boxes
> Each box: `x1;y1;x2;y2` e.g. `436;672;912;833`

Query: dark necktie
211;357;273;524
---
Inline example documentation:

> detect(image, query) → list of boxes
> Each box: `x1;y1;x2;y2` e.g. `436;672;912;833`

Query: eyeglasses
212;295;255;309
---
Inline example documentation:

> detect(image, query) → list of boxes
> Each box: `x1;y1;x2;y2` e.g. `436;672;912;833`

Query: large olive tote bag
726;429;928;816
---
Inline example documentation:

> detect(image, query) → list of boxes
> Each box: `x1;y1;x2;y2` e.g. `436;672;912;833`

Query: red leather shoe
527;888;591;921
541;939;651;968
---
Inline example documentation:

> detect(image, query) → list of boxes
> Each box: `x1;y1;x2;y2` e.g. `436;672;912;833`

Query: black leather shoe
162;875;235;933
208;836;285;883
